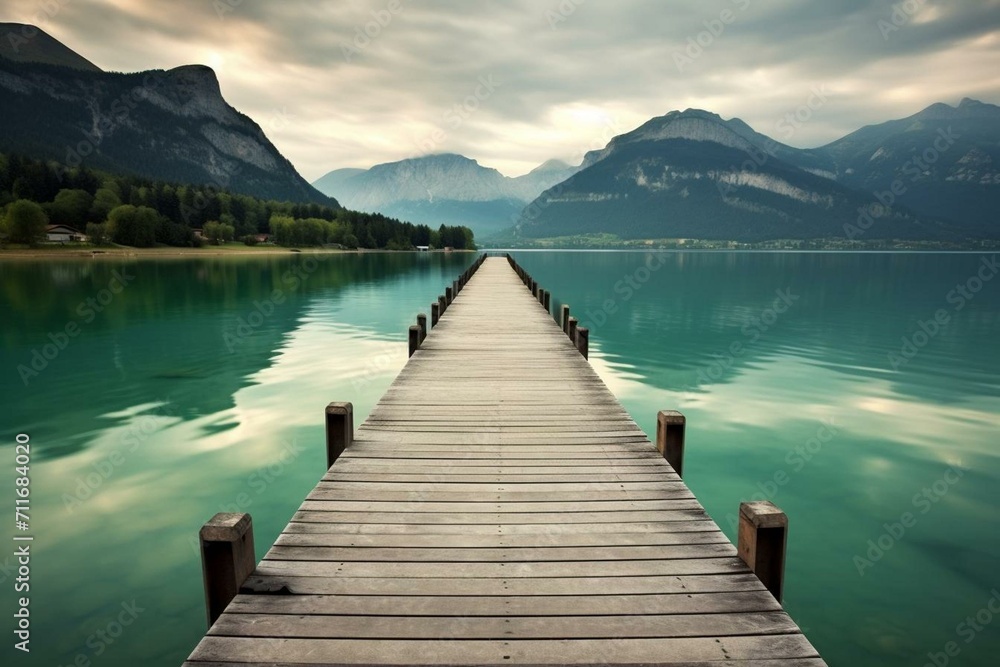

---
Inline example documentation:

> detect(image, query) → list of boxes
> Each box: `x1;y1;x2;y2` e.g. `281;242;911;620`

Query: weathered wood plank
225;590;782;616
187;634;822;664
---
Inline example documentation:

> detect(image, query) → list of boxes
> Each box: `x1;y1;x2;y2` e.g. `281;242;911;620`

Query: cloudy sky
6;0;1000;180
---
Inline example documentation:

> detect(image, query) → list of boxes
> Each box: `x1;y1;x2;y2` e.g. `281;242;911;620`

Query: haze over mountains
314;155;579;237
0;24;335;206
2;23;998;245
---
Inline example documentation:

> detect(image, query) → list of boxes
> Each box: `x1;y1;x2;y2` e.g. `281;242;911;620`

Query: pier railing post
446;286;454;305
200;512;255;628
656;410;686;478
576;327;589;359
438;295;447;315
738;501;788;602
408;325;421;357
543;290;551;314
431;302;440;326
531;280;538;297
417;314;427;343
568;317;578;343
325;402;354;468
562;305;570;334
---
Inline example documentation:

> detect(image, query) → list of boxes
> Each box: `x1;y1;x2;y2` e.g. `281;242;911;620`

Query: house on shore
46;224;86;242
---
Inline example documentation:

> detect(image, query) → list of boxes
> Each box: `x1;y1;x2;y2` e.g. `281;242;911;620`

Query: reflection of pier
184;255;825;665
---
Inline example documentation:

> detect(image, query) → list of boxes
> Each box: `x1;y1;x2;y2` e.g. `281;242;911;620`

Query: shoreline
0;246;477;260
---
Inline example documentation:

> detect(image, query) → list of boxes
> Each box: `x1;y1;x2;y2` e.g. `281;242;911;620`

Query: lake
1;250;997;666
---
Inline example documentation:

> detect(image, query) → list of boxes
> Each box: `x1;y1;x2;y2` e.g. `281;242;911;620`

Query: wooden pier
184;256;825;666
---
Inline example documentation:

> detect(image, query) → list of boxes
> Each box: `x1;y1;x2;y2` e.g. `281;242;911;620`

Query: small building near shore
416;245;430;252
46;224;86;242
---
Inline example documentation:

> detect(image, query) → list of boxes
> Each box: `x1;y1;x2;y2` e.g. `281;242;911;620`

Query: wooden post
438;295;447;315
568;317;578;343
656;410;686;478
543;290;551;313
538;288;545;305
200;512;255;628
453;279;460;295
416;314;427;343
431;302;440;326
561;304;570;334
576;327;589;359
531;280;538;298
738;501;788;602
325;402;353;468
408;325;421;358
446;286;454;305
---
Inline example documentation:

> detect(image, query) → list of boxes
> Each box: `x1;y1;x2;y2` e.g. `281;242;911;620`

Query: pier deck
184;257;824;666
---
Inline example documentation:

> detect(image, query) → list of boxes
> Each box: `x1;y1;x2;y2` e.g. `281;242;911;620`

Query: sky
5;0;1000;180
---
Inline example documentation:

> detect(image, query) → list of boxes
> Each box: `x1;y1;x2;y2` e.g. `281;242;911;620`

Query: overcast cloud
5;0;1000;179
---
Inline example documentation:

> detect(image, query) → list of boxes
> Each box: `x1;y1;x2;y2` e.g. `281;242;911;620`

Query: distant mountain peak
583;108;756;168
529;158;574;174
0;23;101;72
913;97;1000;121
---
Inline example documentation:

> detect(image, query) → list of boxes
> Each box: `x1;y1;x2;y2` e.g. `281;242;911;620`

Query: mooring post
538;288;545;305
576;327;589;359
561;304;571;333
325;401;354;468
438;295;447;315
531;280;538;298
656;410;686;478
568;317;578;343
453;279;460;296
200;512;255;628
738;501;788;602
543;290;551;313
446;286;454;305
408;325;421;358
431;302;440;326
416;313;427;343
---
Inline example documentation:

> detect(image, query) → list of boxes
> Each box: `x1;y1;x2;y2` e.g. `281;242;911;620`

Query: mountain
0;29;336;206
515;109;962;243
313;154;579;237
819;98;1000;235
0;23;101;71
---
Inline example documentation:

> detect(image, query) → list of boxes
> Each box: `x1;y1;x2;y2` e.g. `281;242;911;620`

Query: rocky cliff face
0;54;335;206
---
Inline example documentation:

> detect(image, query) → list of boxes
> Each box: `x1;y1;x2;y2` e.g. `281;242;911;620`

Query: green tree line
0;152;475;250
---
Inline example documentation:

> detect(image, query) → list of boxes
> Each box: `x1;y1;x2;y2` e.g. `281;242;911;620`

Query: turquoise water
1;250;998;665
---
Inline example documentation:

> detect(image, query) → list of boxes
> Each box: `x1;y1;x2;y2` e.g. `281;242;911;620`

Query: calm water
1;250;998;666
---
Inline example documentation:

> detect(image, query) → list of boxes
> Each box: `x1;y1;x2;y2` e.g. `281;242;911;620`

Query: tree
2;199;48;244
49;189;94;229
90;188;122;222
86;222;110;246
107;205;159;247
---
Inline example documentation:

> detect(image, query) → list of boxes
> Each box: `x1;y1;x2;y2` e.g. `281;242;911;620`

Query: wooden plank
225;590;782;616
208;611;800;639
187;635;821;664
252;557;750;578
240;573;769;597
262;543;740;562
